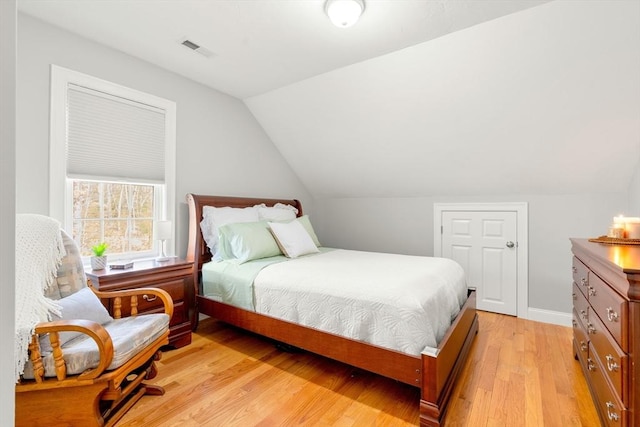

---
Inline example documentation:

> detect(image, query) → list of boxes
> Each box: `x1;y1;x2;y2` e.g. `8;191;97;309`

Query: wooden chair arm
89;285;174;319
33;319;114;381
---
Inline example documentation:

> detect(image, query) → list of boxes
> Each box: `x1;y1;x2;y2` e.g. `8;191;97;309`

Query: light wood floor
118;311;601;426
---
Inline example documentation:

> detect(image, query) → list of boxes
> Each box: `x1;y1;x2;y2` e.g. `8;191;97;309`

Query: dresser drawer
573;282;589;329
573;309;589;367
573;257;590;298
588;272;628;351
588;343;628;427
589;311;628;405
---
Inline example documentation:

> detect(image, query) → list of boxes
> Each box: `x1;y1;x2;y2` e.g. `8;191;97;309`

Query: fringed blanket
15;214;64;382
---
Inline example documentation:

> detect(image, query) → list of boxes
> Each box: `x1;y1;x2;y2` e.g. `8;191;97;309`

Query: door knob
506;241;515;248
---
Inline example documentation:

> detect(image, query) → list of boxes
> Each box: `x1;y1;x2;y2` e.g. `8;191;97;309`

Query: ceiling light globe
326;0;364;28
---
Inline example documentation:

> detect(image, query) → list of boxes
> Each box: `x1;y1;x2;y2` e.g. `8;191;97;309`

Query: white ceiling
18;0;549;99
16;0;640;199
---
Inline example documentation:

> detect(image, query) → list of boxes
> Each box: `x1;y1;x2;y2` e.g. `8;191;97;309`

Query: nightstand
86;258;195;348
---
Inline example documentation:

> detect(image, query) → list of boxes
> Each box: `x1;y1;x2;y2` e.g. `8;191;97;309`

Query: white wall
313;192;627;315
16;14;312;257
0;0;17;423
628;160;640;215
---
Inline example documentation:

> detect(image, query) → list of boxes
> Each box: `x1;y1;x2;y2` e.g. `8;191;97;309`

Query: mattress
202;249;467;356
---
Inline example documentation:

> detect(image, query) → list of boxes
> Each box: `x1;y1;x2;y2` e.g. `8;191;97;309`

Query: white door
441;210;518;316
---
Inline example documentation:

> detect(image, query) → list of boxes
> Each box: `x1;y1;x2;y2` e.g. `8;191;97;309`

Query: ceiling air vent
178;38;214;58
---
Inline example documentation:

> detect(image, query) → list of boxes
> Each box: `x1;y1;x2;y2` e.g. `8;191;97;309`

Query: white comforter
254;249;467;356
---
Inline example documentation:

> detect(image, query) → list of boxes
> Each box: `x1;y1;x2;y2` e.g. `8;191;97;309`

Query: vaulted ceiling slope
246;0;640;198
17;0;549;99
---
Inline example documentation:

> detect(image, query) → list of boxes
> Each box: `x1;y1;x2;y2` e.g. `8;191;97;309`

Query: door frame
434;202;529;319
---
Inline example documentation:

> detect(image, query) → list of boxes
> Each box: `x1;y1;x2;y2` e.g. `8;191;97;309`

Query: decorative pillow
200;206;260;258
268;220;319;258
218;221;282;263
258;203;298;221
45;230;86;300
39;287;114;353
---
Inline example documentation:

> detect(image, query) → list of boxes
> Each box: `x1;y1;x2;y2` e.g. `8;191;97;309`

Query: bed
185;194;478;427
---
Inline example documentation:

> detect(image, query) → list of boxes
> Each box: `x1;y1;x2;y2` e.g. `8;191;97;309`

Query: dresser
86;258;195;348
571;239;640;427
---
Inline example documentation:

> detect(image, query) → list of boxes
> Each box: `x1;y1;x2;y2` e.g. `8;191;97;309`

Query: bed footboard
420;291;478;427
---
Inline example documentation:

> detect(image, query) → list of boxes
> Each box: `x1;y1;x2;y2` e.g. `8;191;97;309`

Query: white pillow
200;206;260;258
39;287;113;352
258;203;298;221
268;220;319;258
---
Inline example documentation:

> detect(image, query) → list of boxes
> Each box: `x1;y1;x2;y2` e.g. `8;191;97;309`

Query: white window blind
66;84;166;183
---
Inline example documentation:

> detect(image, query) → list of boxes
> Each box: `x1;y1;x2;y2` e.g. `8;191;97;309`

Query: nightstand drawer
138;279;185;310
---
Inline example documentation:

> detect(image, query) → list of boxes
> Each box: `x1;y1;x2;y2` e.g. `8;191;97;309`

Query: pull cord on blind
66;83;166;183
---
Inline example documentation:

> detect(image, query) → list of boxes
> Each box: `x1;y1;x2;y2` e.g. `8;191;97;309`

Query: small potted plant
90;242;108;270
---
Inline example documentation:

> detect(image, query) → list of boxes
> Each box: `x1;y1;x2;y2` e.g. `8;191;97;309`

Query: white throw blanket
15;214;64;382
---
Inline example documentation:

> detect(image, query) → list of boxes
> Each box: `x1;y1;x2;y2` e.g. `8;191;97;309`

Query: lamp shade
326;0;364;28
153;220;172;241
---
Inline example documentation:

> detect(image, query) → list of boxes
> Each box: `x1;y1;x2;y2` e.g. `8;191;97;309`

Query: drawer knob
587;358;596;371
606;307;619;322
588;286;597;297
580;341;587;352
572;266;577;274
572;292;577;301
143;294;157;302
606;401;619;421
580;309;587;320
587;323;596;335
606;354;619;372
581;277;587;287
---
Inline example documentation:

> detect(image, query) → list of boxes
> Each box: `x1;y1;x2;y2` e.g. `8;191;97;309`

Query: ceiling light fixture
325;0;365;28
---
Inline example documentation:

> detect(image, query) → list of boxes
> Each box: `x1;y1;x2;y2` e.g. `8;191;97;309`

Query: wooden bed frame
185;193;478;426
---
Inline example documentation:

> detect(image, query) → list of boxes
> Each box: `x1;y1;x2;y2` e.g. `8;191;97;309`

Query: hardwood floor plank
117;311;600;426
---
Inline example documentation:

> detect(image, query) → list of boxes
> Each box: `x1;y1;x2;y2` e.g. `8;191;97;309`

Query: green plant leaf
91;242;108;257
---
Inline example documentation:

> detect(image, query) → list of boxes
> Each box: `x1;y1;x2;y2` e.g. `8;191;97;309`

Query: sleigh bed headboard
185;193;303;287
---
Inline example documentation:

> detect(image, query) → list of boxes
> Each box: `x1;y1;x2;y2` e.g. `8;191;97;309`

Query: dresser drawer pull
588;286;597;297
572;266;577;274
587;358;596;371
143;294;157;302
606;401;619;421
605;354;619;372
581;277;587;287
606;307;619;322
587;323;596;334
580;309;587;320
580;341;587;352
572;292;577;301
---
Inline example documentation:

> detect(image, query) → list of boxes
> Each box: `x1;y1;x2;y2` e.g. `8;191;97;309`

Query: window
50;66;176;261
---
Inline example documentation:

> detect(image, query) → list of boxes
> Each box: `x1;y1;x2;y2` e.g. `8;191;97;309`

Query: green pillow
297;215;321;247
218;220;282;263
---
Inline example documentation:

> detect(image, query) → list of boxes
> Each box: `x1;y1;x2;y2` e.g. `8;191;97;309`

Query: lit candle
624;217;640;239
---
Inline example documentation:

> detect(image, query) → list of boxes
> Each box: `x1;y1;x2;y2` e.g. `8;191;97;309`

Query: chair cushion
39;287;114;353
22;313;169;379
45;230;87;300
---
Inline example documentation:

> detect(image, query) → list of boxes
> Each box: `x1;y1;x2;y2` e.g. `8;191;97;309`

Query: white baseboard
526;307;572;327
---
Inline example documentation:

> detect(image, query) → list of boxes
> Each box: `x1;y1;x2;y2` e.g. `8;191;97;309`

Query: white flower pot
91;256;107;270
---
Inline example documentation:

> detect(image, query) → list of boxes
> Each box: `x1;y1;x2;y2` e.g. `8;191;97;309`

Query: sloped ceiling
17;0;549;99
247;0;640;197
17;0;640;199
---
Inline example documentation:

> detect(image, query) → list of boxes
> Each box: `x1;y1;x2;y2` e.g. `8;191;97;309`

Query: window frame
50;65;176;262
